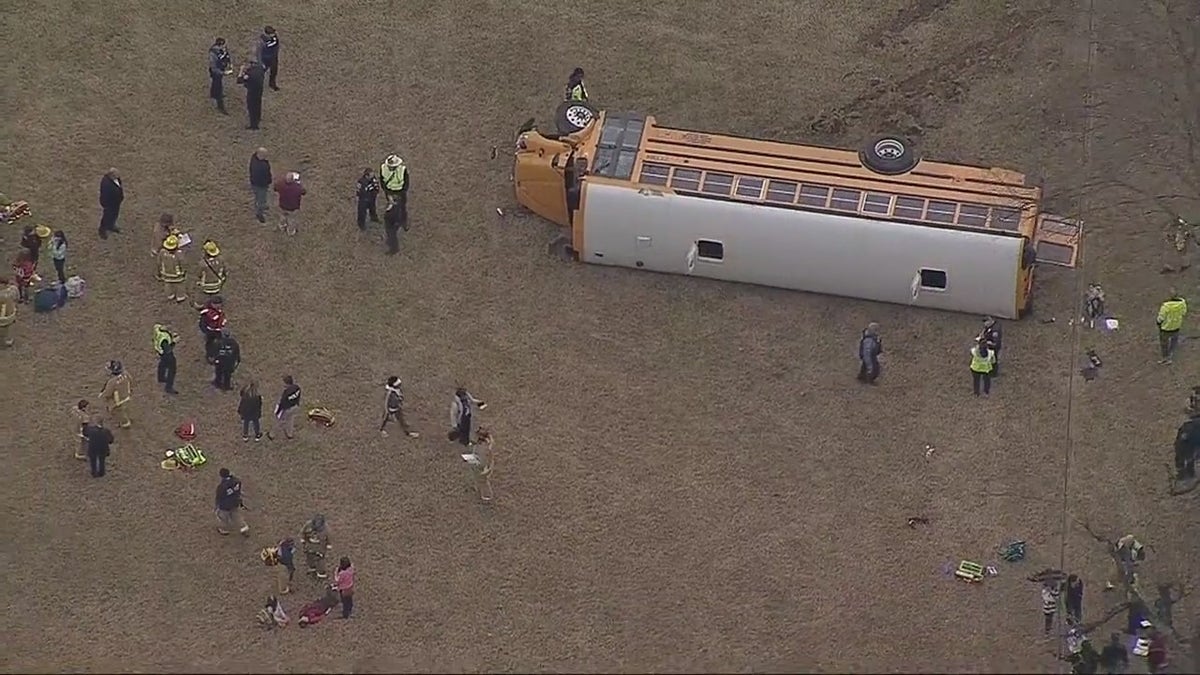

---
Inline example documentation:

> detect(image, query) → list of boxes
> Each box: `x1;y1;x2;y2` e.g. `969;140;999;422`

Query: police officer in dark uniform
213;328;241;391
355;168;380;230
236;60;266;130
208;37;232;114
257;25;281;91
383;199;405;255
153;323;180;395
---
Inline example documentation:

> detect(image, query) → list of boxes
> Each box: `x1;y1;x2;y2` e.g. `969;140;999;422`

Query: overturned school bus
512;104;1081;320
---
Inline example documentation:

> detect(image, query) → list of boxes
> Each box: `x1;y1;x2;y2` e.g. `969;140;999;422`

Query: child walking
50;230;68;284
238;380;264;441
13;251;36;303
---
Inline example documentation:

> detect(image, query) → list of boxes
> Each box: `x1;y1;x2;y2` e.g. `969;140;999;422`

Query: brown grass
2;0;1197;672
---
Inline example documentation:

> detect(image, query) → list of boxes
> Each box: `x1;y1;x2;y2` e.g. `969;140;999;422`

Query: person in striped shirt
380;376;418;438
1042;581;1061;634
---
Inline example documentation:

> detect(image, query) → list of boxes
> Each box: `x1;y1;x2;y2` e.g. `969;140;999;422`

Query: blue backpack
33;286;65;313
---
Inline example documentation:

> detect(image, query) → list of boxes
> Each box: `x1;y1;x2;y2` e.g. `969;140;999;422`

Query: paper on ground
461;453;481;465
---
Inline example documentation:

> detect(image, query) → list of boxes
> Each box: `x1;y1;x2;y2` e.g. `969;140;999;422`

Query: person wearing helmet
194;239;227;308
157;234;187;303
273;171;306;236
300;514;333;579
564;67;588;102
100;360;133;429
212;327;241;392
380;154;410;254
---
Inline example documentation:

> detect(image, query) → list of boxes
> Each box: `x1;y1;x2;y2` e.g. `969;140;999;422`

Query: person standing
49;230;68;285
157;235;188;303
1175;414;1199;480
249;147;272;223
207;37;232;114
970;341;996;397
84;418;115;478
194;239;227;306
564;67;588;101
449;387;487;447
1065;574;1084;624
1147;630;1168;674
213;328;241;391
1042;580;1061;635
355;168;380;230
333;557;355;619
300;514;332;579
257;26;280;91
275;537;297;594
380;376;419;438
468;428;497;503
13;251;35;304
979;316;1003;376
214;467;250;536
379;154;409;223
20;225;43;269
268;375;301;440
0;275;16;347
1156;292;1188;364
100;360;133;429
98;168;124;239
236;59;266;130
383;197;406;255
198;296;227;364
857;322;883;384
239;380;264;441
153;323;180;395
71;399;92;460
1098;633;1128;674
272;171;305;236
150;213;179;257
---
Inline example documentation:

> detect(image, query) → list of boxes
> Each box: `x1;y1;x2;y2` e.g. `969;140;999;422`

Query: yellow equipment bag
306;407;335;427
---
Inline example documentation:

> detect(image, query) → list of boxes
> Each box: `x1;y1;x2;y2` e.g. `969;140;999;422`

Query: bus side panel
579;182;1022;319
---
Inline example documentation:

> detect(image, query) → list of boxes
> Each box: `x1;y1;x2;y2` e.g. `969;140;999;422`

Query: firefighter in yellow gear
0;275;17;348
193;239;227;308
100;360;133;428
300;514;333;579
157;235;187;302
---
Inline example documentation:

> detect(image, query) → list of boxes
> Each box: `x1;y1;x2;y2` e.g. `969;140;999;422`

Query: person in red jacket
198;296;228;363
13;251;36;304
273;171;306;236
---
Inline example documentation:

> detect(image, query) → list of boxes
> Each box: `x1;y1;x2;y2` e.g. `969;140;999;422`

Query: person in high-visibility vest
153;323;180;395
1156;293;1188;364
100;360;133;428
969;340;996;397
564;67;588;102
157;235;187;303
194;239;227;308
379;154;408;203
0;275;17;348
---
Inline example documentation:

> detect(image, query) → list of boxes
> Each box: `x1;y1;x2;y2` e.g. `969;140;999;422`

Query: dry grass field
1;0;1197;672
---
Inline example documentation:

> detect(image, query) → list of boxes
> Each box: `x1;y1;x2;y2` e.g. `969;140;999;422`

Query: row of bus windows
637;163;1023;232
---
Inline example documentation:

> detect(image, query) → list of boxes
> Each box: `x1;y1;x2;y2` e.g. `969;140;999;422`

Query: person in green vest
969;339;996;397
564;67;588;102
153;323;180;395
1156;293;1188;364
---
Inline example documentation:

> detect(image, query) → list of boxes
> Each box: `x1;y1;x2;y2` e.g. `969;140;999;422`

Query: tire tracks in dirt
796;1;1058;144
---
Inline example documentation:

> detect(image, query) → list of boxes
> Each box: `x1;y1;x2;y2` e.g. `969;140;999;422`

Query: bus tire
555;100;598;135
859;135;920;175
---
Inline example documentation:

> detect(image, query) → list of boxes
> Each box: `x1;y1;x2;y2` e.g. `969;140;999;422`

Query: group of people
855;315;1002;396
208;26;280;129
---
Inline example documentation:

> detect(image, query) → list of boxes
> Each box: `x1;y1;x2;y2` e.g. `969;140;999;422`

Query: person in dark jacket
213;328;241;391
214;467;250;536
84;419;115;478
20;225;42;269
383;198;405;255
268;375;302;441
1065;574;1084;624
208;37;232;114
1175;414;1199;480
257;26;280;90
979;316;1003;376
380;376;419;438
1098;633;1128;674
236;60;266;130
857;322;883;384
356;168;381;230
238;380;264;441
98;168;124;239
249;147;273;223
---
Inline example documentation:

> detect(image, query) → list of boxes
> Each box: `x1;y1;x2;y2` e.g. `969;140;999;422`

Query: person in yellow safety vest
1156;293;1188;364
157;234;187;303
379;154;407;200
0;274;17;348
100;359;133;429
153;323;180;395
969;340;996;397
564;67;588;102
194;239;227;308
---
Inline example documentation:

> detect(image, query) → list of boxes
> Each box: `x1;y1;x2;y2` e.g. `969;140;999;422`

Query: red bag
175;421;197;441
